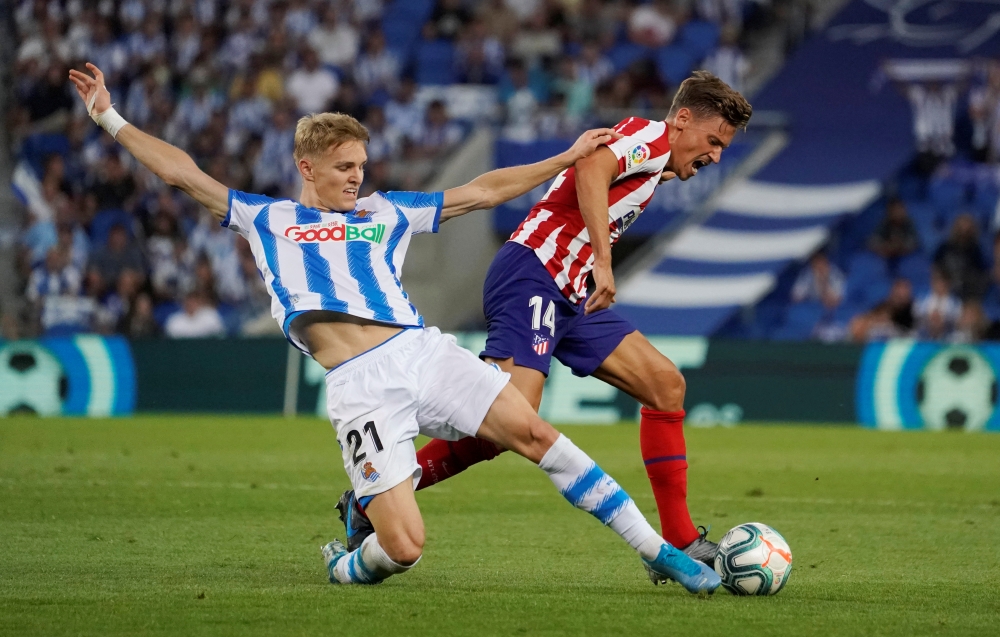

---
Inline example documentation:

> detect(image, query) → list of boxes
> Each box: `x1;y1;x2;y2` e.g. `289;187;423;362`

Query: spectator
951;301;989;344
574;43;614;90
432;0;473;41
848;279;914;342
253;108;297;196
168;69;225;146
628;0;678;48
456;19;505;85
27;247;82;309
868;198;919;261
703;26;749;94
511;9;562;65
790;253;845;310
384;78;424;142
164;291;226;338
26;247;89;335
286;47;339;115
120;292;160;338
308;5;360;69
914;267;961;339
284;0;318;38
968;61;1000;163
89;224;145;290
414;100;464;157
329;80;368;123
905;81;959;175
354;31;400;99
170;14;202;74
225;74;273;156
502;60;540;142
25;63;73;125
934;213;988;300
90;153;136;212
364;106;401;162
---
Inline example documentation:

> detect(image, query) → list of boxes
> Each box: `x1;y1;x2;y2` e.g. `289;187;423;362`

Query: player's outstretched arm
68;63;229;221
438;128;621;222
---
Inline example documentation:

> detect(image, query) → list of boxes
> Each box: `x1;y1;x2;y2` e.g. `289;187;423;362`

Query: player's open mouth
692;159;708;173
345;188;357;196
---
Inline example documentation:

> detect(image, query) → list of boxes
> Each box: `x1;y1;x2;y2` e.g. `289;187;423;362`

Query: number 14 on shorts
529;295;555;337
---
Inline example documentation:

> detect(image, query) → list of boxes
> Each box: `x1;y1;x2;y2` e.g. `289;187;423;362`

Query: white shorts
324;327;510;498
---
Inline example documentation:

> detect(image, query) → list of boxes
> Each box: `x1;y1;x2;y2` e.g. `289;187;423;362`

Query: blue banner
0;335;136;417
856;340;1000;432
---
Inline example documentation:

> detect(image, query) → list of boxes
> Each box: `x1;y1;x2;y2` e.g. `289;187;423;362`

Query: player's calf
322;534;421;585
477;385;715;594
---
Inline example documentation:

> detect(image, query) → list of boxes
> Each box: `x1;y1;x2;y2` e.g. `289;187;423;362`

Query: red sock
415;437;505;490
640;407;699;549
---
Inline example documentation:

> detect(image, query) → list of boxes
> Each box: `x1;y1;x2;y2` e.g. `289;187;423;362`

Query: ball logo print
0;342;67;416
625;143;649;170
714;522;793;596
857;341;1000;431
917;347;997;431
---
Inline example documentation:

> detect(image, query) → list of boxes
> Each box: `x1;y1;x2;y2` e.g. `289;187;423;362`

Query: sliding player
70;63;719;592
340;72;752;580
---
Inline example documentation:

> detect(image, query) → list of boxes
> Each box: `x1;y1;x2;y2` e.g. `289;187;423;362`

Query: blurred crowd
790;199;1000;344
6;0;760;339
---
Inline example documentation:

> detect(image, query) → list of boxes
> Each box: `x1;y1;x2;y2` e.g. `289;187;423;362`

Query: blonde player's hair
293;112;370;161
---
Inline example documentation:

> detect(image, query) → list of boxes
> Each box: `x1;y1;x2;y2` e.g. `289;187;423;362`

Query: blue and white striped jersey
223;189;443;353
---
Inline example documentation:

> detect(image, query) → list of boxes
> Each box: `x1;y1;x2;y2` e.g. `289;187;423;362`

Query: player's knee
646;366;686;412
525;415;560;456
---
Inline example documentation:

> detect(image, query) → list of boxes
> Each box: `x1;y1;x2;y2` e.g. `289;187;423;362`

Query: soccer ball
0;342;67;416
916;346;997;432
714;523;793;596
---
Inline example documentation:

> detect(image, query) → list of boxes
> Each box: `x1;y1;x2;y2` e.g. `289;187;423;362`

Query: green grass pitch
2;417;999;636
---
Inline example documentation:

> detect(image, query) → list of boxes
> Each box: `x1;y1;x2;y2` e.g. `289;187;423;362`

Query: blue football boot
642;543;721;595
336;489;374;552
320;539;348;584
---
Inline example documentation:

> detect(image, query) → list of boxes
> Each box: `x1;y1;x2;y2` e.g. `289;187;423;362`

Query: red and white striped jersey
509;117;672;303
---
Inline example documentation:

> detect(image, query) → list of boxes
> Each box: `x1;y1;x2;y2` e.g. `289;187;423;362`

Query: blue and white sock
331;534;419;584
539;434;667;561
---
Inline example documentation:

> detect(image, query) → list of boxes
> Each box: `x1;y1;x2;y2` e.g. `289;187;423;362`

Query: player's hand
585;261;616;314
68;63;112;117
659;171;677;183
565;128;622;164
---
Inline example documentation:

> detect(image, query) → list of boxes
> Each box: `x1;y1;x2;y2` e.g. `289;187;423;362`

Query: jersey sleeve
606;134;666;179
383;191;443;234
222;189;279;237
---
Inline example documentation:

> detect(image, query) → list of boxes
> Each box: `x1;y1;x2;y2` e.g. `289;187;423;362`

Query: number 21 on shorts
529;295;555;337
346;421;384;466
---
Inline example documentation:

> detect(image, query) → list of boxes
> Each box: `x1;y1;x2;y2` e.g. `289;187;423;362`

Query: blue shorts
481;242;636;377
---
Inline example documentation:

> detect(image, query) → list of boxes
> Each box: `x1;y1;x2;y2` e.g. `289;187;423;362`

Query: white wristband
92;105;129;139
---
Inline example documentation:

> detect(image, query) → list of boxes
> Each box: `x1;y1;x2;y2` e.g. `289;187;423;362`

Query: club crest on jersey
532;334;550;355
361;461;380;482
625;143;649;170
284;220;386;244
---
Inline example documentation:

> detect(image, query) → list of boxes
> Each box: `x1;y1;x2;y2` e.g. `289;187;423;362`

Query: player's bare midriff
292;310;404;370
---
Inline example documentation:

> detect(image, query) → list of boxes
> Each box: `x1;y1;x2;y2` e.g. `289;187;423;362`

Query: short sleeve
383;191;443;234
222;189;278;236
606;135;663;179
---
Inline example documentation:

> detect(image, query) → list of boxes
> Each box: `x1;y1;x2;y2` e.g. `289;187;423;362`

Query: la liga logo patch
625;143;649;170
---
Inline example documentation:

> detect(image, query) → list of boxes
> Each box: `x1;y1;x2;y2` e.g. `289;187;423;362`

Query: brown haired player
338;71;753;581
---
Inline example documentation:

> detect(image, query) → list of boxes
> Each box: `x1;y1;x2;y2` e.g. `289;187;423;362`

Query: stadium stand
611;1;1000;344
4;0;773;341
